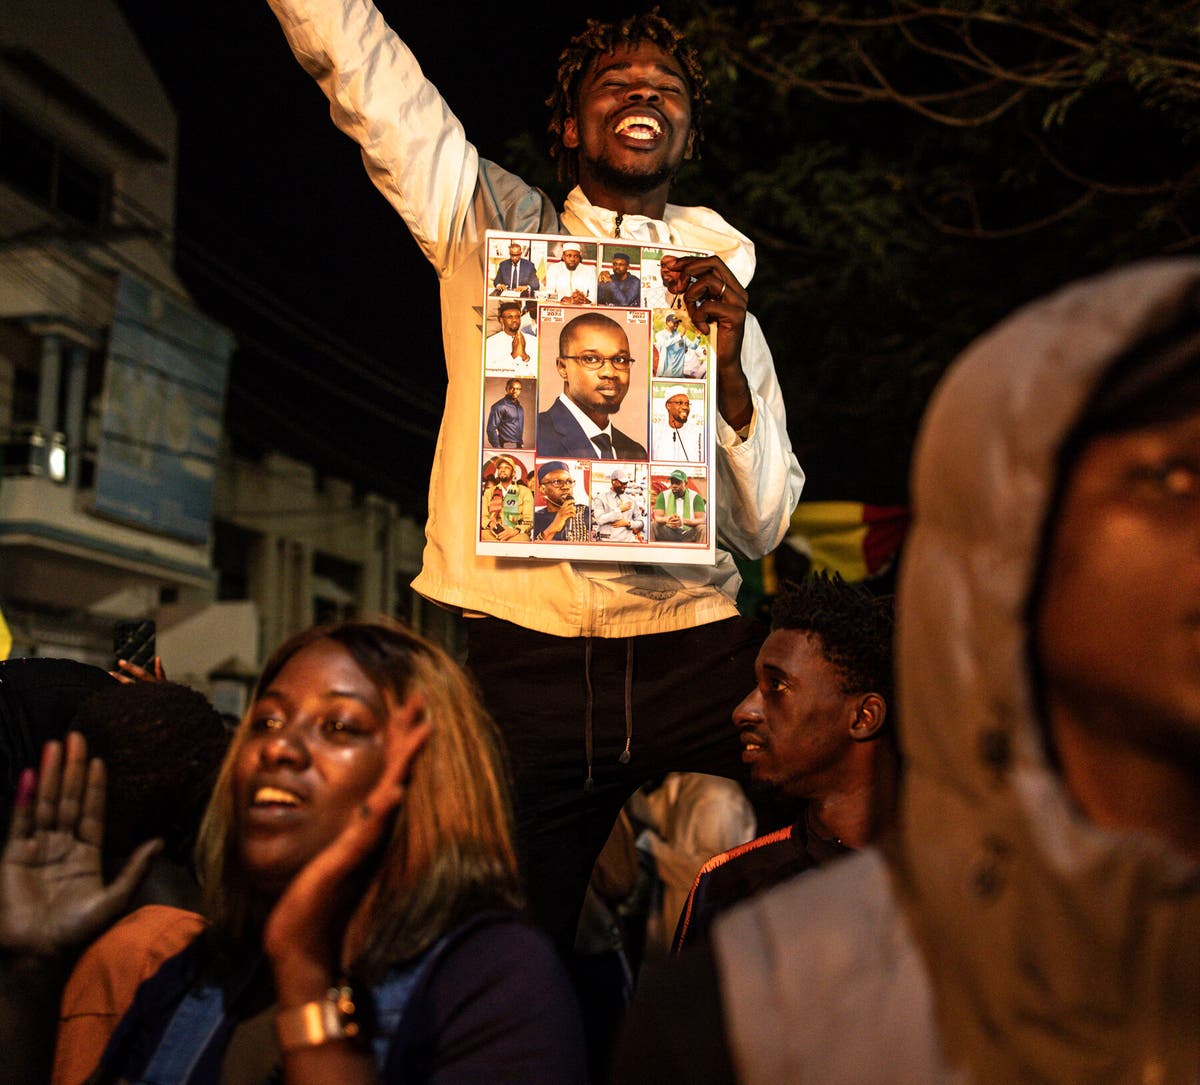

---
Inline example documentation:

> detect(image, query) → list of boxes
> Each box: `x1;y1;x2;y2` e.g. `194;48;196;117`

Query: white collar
561;186;756;288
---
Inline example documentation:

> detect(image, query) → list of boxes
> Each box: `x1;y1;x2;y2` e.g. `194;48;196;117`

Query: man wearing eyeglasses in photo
533;461;593;542
652;386;704;462
537;311;649;460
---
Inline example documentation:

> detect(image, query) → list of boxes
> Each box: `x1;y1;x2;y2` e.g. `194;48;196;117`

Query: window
0;105;107;226
213;521;257;602
312;552;360;625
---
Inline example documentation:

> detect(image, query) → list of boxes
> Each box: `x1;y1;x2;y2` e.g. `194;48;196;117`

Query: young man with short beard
265;0;803;951
545;241;597;303
598;252;642;307
672;574;897;955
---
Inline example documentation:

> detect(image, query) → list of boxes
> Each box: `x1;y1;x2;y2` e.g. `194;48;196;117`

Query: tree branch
1025;127;1179;197
913;185;1095;239
850;39;1030;125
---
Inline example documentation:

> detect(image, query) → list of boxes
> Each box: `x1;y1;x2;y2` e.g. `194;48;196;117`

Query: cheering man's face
563;41;694;199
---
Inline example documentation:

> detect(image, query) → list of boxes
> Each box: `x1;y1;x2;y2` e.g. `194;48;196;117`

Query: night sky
115;1;599;508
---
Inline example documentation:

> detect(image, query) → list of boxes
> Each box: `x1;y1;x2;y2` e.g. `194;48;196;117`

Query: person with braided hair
264;0;803;954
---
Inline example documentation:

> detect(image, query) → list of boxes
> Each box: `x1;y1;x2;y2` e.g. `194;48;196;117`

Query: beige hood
894;260;1200;1083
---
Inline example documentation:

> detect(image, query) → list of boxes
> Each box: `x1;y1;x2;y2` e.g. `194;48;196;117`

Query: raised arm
264;0;550;276
0;735;160;1085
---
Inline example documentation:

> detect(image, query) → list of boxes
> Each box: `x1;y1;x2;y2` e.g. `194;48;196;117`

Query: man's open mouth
614;115;663;141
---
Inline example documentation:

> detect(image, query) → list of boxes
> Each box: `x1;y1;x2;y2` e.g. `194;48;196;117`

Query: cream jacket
266;0;804;636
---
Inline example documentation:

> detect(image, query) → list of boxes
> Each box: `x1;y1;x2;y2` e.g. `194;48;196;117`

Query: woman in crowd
2;620;586;1084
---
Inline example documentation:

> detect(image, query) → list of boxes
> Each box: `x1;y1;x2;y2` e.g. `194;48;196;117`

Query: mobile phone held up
113;618;156;672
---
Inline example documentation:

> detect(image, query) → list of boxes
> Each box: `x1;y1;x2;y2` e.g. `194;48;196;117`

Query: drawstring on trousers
619;639;633;764
584;639;595;791
582;637;635;790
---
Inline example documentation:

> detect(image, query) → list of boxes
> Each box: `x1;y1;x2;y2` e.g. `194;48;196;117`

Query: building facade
0;0;441;713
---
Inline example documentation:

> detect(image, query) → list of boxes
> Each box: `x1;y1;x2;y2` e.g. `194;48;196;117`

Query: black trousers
466;614;765;950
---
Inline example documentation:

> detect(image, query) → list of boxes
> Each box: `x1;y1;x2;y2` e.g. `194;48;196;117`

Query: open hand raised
0;733;160;955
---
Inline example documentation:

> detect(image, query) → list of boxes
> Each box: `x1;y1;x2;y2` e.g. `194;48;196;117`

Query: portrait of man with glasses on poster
537;307;650;461
478;231;716;564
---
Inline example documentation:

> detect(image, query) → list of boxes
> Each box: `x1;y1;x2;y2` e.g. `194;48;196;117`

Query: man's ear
556;357;569;379
563;116;579;150
848;694;887;742
684;130;696;160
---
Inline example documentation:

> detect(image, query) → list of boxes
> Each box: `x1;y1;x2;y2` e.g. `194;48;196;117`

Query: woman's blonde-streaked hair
195;619;522;972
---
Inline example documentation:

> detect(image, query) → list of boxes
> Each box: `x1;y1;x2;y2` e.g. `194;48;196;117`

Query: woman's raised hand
0;733;161;956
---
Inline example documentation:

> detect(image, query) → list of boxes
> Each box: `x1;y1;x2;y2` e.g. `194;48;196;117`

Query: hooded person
616;260;1200;1083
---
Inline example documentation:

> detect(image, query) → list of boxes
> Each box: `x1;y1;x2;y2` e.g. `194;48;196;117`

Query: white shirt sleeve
265;0;547;277
713;312;805;558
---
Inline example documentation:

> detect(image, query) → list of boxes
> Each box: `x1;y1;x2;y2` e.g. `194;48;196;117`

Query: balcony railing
0;424;68;481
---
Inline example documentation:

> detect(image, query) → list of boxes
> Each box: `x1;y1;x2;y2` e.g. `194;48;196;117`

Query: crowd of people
1;0;1198;1081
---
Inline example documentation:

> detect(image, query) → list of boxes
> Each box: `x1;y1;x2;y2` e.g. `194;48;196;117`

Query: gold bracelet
275;985;361;1052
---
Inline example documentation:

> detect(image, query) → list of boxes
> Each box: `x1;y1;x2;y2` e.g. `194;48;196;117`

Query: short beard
581;151;679;196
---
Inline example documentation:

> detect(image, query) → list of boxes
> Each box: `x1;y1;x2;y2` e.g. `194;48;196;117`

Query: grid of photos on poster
477;231;717;565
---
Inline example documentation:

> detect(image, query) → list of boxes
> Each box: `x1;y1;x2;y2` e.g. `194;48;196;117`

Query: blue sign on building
94;274;233;545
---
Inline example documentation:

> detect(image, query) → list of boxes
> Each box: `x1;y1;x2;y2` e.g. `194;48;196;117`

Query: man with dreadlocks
264;0;803;953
